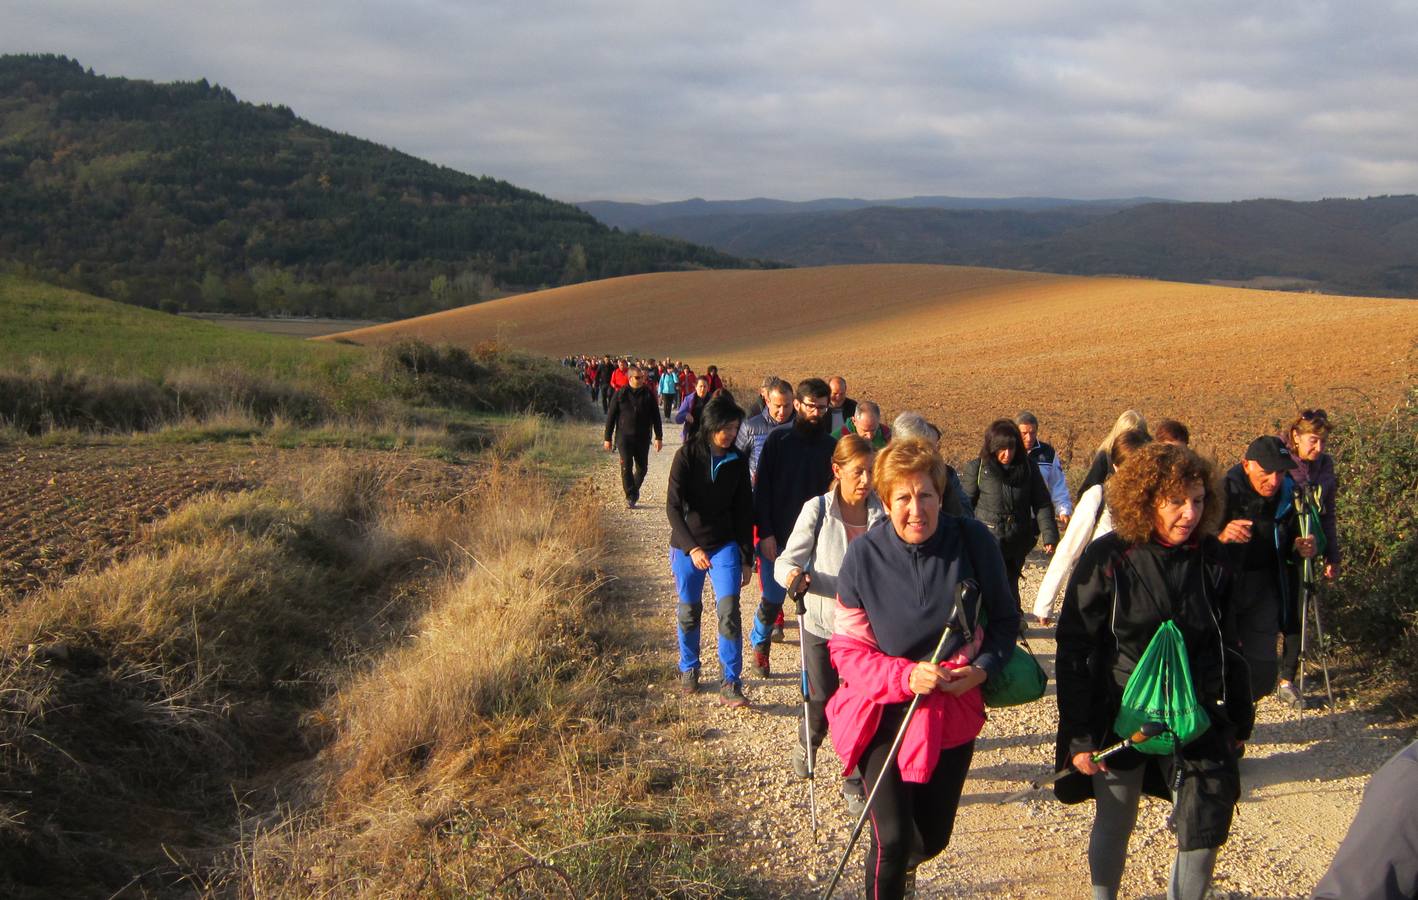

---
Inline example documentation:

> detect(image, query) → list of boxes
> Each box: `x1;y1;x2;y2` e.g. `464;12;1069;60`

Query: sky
5;1;1418;203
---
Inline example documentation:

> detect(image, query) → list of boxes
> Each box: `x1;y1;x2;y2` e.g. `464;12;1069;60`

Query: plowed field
326;265;1418;461
0;444;486;601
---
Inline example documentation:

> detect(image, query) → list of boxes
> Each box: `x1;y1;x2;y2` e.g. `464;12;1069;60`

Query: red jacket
827;606;986;783
610;368;629;391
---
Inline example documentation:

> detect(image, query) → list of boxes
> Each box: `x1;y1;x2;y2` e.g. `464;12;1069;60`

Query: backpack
1113;620;1211;755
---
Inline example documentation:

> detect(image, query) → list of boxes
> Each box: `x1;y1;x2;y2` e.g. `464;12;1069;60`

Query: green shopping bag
1113;620;1210;755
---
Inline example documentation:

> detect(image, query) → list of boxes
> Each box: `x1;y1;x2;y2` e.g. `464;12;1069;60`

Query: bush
378;339;594;420
1327;384;1418;702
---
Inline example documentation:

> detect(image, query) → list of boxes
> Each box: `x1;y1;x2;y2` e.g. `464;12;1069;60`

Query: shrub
1327;384;1418;703
377;339;594;420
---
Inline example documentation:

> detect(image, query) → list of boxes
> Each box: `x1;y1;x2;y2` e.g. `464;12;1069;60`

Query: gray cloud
5;0;1417;202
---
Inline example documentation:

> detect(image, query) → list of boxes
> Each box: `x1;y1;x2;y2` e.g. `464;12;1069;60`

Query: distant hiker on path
749;378;836;675
675;376;711;443
827;438;1019;899
595;358;614;412
833;399;891;448
1054;442;1250;900
1078;410;1150;501
657;365;680;420
603;366;663;508
773;433;885;816
665;393;754;706
1016;410;1073;530
1218;436;1317;705
962;418;1059;609
827;375;857;435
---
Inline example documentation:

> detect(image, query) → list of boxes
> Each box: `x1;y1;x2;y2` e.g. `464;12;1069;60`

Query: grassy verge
0;417;737;897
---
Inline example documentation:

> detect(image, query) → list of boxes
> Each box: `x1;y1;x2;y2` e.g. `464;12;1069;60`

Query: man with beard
1218;436;1318;703
603;367;663;508
749;378;836;675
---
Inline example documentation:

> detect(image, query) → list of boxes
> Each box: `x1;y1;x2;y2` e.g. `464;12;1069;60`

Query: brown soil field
323;265;1418;462
0;443;487;602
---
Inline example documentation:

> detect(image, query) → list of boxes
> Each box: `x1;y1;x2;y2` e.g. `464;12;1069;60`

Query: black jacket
961;457;1059;555
1076;450;1111;503
1053;533;1253;812
665;438;753;563
1220;464;1301;629
753;423;836;545
604;384;663;446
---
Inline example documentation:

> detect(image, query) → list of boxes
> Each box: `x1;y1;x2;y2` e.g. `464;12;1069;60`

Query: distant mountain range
579;195;1418;298
0;54;763;320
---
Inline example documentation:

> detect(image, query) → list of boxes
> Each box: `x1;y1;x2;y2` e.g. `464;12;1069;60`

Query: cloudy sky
6;1;1418;203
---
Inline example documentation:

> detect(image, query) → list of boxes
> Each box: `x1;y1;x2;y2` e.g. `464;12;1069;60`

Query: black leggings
860;710;974;900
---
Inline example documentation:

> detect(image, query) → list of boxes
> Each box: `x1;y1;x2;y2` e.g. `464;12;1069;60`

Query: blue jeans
671;545;745;683
749;541;788;650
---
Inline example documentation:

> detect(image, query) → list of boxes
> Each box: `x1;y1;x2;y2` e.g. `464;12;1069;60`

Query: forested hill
0;54;764;319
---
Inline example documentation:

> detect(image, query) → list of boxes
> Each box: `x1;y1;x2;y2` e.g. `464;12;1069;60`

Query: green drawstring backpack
1113;620;1210;755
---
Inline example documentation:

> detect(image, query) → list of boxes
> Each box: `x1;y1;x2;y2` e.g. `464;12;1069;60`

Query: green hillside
0;274;357;379
0;54;763;320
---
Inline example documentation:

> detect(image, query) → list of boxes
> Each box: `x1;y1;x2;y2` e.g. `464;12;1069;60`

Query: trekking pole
789;572;818;843
1295;484;1335;719
998;722;1167;804
820;579;977;900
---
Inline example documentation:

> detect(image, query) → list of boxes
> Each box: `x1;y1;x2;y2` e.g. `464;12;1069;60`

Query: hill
0;54;761;321
324;264;1418;460
588;196;1418;298
577;195;1161;231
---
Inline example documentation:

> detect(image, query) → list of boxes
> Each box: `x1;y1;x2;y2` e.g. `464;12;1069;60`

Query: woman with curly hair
1054;442;1253;900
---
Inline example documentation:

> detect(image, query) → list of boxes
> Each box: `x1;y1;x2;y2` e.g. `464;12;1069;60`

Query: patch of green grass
0;274;360;381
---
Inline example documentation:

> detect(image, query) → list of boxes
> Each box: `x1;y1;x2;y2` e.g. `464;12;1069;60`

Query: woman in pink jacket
828;438;1019;899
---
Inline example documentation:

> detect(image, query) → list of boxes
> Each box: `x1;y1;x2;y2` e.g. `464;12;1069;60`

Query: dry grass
325;264;1418;462
0;416;737;898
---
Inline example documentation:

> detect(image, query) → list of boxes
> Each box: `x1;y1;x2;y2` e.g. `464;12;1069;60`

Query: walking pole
998;722;1167;804
1294;484;1335;718
820;580;977;900
789;573;819;843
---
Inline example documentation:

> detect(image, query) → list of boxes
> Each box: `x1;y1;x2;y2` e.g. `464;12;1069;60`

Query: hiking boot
842;785;866;818
792;742;811;779
751;648;771;678
718;680;749;708
902;865;918;898
771;624;785;642
679;667;699;695
626;497;637;509
1277;680;1303;708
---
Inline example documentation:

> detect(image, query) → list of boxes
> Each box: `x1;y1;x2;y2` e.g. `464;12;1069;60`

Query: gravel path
593;432;1412;899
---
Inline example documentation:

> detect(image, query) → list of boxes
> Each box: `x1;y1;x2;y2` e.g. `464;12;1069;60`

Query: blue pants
749;542;788;650
671;545;744;683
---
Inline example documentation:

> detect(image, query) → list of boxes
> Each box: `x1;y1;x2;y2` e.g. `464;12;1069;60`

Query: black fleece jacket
604;384;663;445
665;438;753;564
753;422;836;545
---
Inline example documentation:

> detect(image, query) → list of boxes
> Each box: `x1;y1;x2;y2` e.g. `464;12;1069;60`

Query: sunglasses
1300;408;1328;422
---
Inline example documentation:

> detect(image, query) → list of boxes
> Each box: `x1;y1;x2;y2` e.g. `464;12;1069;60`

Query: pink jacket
826;603;986;783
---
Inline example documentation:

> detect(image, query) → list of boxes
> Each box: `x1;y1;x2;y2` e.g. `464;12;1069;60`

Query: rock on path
592;432;1410;898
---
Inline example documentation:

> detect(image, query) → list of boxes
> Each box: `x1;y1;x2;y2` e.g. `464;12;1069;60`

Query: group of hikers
594;357;1409;900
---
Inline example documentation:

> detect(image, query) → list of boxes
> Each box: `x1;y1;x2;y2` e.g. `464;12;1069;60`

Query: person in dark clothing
603;367;663;508
749;377;836;675
595;358;614;412
827;375;858;436
665;393;754;705
962;419;1059;609
1077;410;1151;502
1218;436;1318;704
1312;740;1418;900
674;376;711;443
1055;442;1252;900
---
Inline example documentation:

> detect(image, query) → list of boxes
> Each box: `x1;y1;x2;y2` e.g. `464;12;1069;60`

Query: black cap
1244;436;1296;473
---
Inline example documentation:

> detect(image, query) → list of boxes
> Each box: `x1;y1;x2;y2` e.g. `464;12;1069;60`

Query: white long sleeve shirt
1033;483;1112;620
